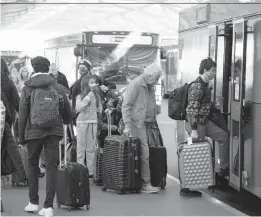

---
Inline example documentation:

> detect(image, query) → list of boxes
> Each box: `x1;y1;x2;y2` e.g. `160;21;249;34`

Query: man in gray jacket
122;62;162;193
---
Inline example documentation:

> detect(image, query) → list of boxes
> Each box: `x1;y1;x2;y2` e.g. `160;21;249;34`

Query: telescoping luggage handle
106;111;112;137
59;124;68;169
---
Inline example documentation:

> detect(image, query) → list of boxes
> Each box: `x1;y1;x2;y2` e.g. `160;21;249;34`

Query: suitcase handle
59;124;68;168
187;137;208;145
106;112;112;137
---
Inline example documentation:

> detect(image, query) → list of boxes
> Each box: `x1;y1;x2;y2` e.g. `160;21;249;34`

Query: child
98;89;122;148
75;75;102;178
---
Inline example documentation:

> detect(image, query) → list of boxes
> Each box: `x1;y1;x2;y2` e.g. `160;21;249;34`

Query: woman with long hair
75;75;102;178
17;66;30;95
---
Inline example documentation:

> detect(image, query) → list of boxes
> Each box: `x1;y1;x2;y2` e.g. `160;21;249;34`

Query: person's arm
121;82;138;130
75;93;91;113
60;94;72;124
18;88;30;144
10;79;20;113
186;83;204;130
71;80;80;110
62;73;70;90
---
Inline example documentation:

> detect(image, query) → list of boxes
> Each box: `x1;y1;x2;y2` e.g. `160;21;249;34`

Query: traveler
49;63;69;90
71;59;92;110
122;62;162;193
17;66;31;95
75;75;102;178
1;58;20;126
183;57;229;197
98;89;121;148
19;56;72;217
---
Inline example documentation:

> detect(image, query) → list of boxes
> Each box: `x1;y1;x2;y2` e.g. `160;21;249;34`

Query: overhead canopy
1;0;209;41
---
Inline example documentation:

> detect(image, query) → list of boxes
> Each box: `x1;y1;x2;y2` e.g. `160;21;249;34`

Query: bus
160;45;179;99
44;31;162;105
178;1;261;198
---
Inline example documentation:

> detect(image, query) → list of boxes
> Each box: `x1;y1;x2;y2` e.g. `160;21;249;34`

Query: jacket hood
25;73;56;88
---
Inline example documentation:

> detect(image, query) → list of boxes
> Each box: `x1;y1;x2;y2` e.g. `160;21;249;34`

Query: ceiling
0;0;209;40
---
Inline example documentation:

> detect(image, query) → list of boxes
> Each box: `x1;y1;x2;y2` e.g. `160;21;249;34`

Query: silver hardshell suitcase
177;138;214;190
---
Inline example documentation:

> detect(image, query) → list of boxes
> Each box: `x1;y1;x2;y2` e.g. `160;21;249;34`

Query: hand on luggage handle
187;137;206;145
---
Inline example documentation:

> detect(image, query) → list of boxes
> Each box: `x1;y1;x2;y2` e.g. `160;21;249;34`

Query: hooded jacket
18;73;72;143
1;71;20;116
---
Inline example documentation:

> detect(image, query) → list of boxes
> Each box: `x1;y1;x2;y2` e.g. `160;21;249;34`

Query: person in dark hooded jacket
1;58;20;125
19;56;72;217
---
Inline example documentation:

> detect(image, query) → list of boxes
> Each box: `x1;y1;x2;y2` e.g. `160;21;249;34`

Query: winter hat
78;58;91;71
106;89;121;101
31;56;50;73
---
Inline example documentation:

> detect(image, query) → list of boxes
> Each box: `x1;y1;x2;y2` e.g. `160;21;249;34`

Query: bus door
211;23;233;172
229;18;247;190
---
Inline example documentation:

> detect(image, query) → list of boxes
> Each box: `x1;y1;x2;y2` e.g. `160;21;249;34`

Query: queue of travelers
1;55;230;216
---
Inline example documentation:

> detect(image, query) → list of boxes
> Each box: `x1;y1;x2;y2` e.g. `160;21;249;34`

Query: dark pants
27;136;60;208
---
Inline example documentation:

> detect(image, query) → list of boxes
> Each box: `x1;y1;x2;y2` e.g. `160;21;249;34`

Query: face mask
89;83;98;88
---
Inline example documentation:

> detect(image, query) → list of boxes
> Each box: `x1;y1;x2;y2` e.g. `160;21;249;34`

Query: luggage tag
187;137;193;146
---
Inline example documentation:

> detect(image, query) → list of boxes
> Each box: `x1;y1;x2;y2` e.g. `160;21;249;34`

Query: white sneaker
141;184;160;194
39;207;53;217
24;202;39;212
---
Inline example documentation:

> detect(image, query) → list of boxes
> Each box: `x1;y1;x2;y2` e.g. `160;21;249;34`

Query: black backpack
168;82;194;120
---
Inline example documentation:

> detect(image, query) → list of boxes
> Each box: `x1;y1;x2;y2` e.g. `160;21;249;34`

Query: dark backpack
30;86;60;129
168;82;194;120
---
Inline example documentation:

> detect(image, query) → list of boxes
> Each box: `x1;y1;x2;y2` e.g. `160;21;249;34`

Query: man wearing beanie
19;56;72;217
71;58;92;112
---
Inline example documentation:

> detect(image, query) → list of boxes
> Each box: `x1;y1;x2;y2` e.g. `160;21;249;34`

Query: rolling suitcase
177;138;215;191
93;140;103;186
147;122;167;189
102;113;142;194
56;125;90;211
149;146;167;189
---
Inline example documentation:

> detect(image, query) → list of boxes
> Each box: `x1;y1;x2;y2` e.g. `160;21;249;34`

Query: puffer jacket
19;73;72;143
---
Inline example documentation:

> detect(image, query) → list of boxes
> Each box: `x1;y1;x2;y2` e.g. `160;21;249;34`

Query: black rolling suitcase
56;125;90;211
147;122;167;189
102;113;142;194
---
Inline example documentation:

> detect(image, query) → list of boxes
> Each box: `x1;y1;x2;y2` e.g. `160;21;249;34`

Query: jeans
185;120;229;170
27;136;60;208
131;123;151;184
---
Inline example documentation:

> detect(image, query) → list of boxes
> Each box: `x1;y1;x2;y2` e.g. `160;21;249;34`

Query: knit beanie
78;58;91;71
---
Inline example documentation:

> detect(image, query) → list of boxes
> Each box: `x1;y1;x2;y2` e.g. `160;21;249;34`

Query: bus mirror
74;46;82;57
160;50;166;59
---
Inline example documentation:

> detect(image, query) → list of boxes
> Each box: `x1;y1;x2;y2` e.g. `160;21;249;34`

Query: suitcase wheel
119;190;125;195
208;185;215;192
102;186;107;191
86;204;90;210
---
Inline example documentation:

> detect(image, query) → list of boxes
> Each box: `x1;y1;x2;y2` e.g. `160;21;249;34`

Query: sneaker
180;189;202;197
24;202;39;212
141;184;160;194
39;207;53;217
218;168;229;177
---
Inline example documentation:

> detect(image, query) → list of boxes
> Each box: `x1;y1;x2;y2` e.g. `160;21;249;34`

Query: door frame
229;18;247;190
